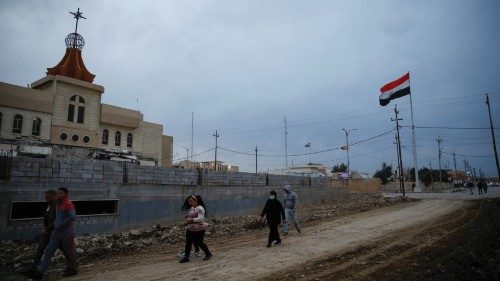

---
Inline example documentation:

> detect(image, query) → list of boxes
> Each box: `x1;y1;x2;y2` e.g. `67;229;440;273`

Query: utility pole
486;93;500;182
436;137;443;188
429;160;434;192
255;146;258;174
464;159;470;181
191;112;194;161
393;133;401;192
284;117;288;170
342;128;357;180
182;146;189;169
453;151;457;184
391;106;405;196
213;130;219;171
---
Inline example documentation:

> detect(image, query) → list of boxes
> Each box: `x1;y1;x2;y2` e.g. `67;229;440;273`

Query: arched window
31;118;42;136
12;115;23;134
67;95;85;123
115;131;121;146
127;133;133;148
102;129;109;145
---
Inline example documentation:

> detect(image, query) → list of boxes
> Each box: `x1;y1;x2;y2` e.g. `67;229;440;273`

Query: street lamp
342;128;357;178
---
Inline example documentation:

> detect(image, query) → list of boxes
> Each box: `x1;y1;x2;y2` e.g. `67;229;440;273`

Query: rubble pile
0;193;411;275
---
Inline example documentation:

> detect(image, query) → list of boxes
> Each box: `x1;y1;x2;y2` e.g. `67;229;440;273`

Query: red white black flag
379;72;411;106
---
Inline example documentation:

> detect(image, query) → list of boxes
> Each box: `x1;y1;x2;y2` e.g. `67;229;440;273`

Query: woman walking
260;190;286;248
179;194;212;263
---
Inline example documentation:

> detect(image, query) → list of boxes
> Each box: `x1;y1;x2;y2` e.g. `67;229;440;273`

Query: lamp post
342;128;357;179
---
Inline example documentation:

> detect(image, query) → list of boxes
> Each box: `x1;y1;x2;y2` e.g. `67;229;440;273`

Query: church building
0;9;172;167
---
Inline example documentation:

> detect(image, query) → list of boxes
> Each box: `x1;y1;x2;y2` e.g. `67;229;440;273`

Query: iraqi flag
379;72;411;106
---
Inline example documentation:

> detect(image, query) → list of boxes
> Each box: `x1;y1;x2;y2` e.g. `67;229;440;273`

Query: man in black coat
260;190;286;247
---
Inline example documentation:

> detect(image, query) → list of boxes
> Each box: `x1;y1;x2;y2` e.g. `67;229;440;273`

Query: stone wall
0;156;340;240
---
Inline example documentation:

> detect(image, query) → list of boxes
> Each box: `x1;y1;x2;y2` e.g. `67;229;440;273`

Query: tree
332;163;348;173
373;162;393;184
418;167;450;186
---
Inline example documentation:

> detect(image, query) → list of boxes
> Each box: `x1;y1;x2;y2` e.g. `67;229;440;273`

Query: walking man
20;190;67;276
28;187;77;280
283;184;301;235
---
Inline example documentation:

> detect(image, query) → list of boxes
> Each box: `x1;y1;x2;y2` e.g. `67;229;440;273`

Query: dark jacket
43;203;57;233
261;198;285;226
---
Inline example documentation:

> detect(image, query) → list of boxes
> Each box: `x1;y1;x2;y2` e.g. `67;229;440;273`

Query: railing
0;150;13;183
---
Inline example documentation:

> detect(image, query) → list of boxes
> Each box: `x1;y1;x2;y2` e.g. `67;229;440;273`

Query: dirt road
67;198;467;281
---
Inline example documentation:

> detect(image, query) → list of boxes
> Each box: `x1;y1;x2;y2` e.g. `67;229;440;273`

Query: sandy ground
65;198;466;281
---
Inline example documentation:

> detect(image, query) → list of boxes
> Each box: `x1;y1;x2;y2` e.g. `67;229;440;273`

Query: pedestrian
28;187;77;280
467;181;474;196
477;180;483;195
20;190;70;276
283;184;301;235
260;190;285;248
177;195;201;259
179;194;212;263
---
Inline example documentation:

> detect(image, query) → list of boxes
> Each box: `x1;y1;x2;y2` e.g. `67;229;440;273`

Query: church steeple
46;8;95;83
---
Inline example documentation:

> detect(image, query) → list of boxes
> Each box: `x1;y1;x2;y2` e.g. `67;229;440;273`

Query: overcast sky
1;0;499;176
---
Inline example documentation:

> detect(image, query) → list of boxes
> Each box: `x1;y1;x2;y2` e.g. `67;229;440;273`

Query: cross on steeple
69;8;86;35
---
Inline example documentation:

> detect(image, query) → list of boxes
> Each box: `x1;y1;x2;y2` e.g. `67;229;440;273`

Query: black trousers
184;229;210;258
268;223;281;245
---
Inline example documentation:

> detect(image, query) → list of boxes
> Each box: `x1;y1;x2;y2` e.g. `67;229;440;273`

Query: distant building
173;160;239;172
0;14;172;167
268;163;331;177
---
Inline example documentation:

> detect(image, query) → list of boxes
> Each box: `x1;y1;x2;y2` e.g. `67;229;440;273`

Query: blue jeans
283;208;301;233
37;233;76;273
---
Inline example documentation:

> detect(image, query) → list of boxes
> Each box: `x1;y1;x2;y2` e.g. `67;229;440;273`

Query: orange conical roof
46;48;95;83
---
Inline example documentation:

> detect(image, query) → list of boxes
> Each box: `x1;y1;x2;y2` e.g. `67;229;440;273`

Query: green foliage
373;162;393;184
332;163;348;173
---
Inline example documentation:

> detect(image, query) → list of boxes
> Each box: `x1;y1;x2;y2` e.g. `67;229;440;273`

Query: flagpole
408;73;420;192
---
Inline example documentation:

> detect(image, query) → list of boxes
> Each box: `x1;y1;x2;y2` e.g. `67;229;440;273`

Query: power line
442;151;491;158
217;128;396;158
402;125;498;130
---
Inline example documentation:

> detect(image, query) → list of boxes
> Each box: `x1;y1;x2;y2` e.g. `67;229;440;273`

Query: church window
102;129;109;145
12;115;23;134
115;131;121;146
68;95;85;123
32;118;42;136
127;133;133;148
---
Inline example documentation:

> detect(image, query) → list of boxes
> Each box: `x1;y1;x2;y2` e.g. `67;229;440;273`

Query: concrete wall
0;157;343;240
381;181;454;193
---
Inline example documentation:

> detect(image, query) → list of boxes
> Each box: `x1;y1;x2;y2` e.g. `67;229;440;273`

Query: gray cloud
1;0;499;176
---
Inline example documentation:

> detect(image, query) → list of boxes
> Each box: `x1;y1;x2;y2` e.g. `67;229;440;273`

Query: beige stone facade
0;75;173;166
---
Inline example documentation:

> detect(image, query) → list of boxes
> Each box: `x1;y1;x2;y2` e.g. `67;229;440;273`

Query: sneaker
275;240;281;245
193;251;200;258
27;270;43;280
202;253;212;261
62;270;77;277
266;244;272;248
177;251;186;258
179;257;190;263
